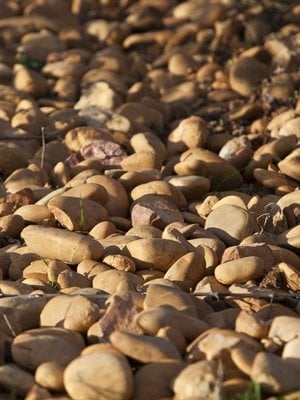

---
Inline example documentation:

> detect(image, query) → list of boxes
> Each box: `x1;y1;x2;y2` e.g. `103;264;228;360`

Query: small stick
0;291;299;301
40;126;46;169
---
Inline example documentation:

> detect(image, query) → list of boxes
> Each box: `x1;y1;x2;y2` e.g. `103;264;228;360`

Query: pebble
110;331;181;362
40;295;100;333
172;360;221;400
64;350;133;400
0;1;299;398
205;204;258;246
229;56;270;96
12;327;85;371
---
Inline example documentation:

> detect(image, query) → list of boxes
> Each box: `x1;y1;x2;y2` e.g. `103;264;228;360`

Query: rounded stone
205;204;258;246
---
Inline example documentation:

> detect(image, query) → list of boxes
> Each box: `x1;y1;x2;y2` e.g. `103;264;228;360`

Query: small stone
172;360;221;400
35;361;65;392
167;115;209;155
12;327;85;371
40;295;100;333
110;331;181;362
251;352;300;394
268;316;300;342
64;350;133;400
215;256;265;285
229;57;269;96
0;363;35;396
13;66;48;98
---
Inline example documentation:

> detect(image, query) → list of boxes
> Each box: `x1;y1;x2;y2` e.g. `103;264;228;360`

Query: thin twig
0;291;299;301
3;314;17;337
40;126;46;169
192;290;300;300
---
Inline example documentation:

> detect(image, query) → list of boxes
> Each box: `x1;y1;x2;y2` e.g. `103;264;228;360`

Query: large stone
12;327;85;371
64;350;133;400
205;204;258;246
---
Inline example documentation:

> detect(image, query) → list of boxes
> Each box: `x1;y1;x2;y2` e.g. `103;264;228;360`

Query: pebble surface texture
0;0;299;399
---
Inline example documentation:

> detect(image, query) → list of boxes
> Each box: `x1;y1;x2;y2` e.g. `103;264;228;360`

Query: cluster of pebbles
0;0;300;399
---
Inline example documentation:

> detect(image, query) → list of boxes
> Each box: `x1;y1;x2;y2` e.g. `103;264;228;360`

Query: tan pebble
23;383;51;400
157;326;187;355
282;337;300;377
119;170;161;193
180;148;243;190
48;196;108;232
277;262;300;291
164;251;206;291
254;168;297;194
235;310;269;339
231;346;258;376
203;308;240;330
21;225;103;264
278;117;300;139
23;259;55;282
13;66;48;98
14;204;54;225
277;225;300;251
172;360;221;400
57;270;91;289
269;316;300;342
64;350;133;400
63;183;109;206
251;352;300;394
40;295;100;333
0;214;24;238
126;224;162;239
117;101;163;133
221;243;274;270
229;57;269;96
110;331;181;362
223;378;252;400
135;269;164;282
135;305;209;342
65;126;113;152
93;269;143;294
12;327;85;371
144;284;197;316
125;238;187;271
130;131;166;165
87;175;129;217
131;180;186;209
194;276;229;294
35;361;64;392
102;254;136;272
0;280;33;295
211;195;248;211
77;259;109;276
133;361;184;400
205;204;258;246
174;158;211;178
167;115;209;155
164;175;210;200
89;220;117;239
51;161;71;187
81;343;120;356
187;328;262;362
0;363;35;396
